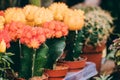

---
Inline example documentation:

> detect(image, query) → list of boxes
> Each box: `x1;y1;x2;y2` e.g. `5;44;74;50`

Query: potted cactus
2;3;69;79
72;5;114;72
58;5;86;72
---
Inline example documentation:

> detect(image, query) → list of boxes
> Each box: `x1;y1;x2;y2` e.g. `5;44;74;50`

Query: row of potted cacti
0;2;114;80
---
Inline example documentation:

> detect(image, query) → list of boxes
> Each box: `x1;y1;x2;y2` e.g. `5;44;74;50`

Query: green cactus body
19;44;49;79
45;37;66;69
34;44;49;76
19;44;33;79
64;31;84;61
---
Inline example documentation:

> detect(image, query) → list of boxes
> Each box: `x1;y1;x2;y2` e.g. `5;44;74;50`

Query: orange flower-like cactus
64;9;85;31
0;10;5;30
0;10;4;16
0;30;11;48
4;21;26;41
4;8;26;24
48;2;69;21
42;20;68;38
20;26;46;49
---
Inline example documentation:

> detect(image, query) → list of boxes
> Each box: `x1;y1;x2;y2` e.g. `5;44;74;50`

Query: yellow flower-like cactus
49;2;69;21
34;7;53;26
0;40;6;53
64;9;85;30
4;7;26;24
23;5;39;26
0;16;5;30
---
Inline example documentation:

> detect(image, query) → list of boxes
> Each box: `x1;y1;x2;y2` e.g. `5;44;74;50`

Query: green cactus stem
34;44;49;76
19;44;33;79
64;30;84;61
45;37;66;69
19;44;49;79
31;49;36;77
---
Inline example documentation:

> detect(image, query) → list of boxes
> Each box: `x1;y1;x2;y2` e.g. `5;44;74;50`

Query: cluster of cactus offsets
48;2;69;21
4;8;26;24
42;20;68;38
82;10;113;46
64;9;85;30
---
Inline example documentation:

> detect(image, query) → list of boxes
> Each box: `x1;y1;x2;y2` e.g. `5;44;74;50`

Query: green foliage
45;37;66;69
109;38;120;69
0;52;14;79
94;74;112;80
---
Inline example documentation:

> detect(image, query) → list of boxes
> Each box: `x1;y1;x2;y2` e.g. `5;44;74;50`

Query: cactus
19;44;49;79
45;37;66;69
64;31;84;61
82;9;113;46
19;37;66;79
72;5;114;47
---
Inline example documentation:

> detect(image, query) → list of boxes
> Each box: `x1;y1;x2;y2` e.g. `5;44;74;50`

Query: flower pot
82;43;105;72
82;42;105;53
61;56;87;72
16;78;25;80
29;74;48;80
44;64;69;80
49;77;64;80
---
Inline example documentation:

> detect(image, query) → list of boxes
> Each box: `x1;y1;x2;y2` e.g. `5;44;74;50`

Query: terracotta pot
82;42;105;53
61;56;87;72
45;64;69;79
82;53;102;72
16;78;26;80
82;43;105;72
49;77;64;80
29;74;48;80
